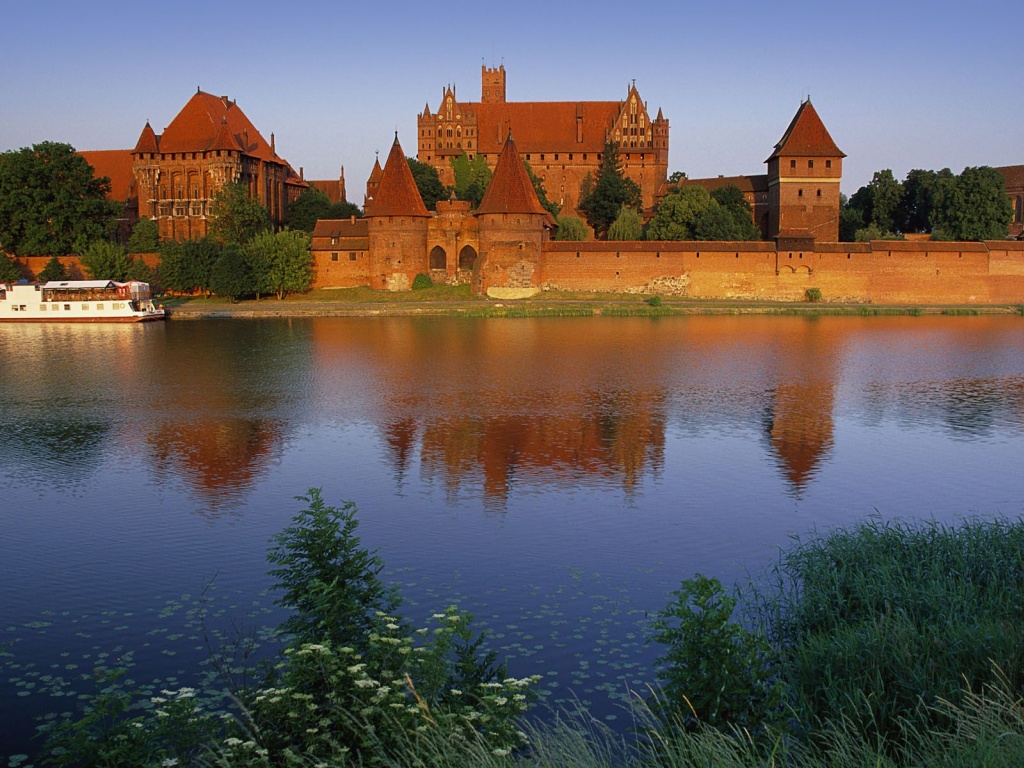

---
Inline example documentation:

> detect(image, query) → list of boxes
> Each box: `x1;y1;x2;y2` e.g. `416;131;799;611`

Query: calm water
2;315;1024;759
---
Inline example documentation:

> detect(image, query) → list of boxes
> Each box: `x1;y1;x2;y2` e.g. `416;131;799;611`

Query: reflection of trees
148;418;282;513
0;418;110;481
861;377;1024;439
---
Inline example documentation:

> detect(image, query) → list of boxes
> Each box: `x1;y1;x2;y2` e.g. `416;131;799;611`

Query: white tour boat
0;280;166;322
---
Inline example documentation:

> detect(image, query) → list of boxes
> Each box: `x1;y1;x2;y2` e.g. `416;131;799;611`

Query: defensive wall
538;239;1024;304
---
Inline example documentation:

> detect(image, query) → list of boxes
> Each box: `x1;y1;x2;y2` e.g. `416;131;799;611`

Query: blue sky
1;0;1017;198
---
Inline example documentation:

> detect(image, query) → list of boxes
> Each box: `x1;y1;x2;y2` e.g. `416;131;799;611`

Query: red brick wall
540;239;1024;304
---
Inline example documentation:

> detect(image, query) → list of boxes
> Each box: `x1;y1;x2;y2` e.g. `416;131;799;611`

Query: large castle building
82;90;308;242
416;65;669;213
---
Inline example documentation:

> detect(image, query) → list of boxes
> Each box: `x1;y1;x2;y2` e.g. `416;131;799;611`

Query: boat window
82;304;89;310
64;304;70;310
39;305;46;311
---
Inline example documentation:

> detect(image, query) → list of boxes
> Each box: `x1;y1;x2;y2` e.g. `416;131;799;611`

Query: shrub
650;575;784;733
412;272;433;290
805;287;822;303
646;295;662;307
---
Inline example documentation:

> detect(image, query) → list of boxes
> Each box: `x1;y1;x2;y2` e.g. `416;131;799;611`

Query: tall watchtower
481;64;506;103
766;99;844;242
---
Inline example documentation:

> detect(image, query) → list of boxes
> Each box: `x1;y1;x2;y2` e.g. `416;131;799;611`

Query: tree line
840;166;1012;241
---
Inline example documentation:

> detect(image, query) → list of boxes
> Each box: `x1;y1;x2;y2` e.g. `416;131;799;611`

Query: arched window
1016;195;1023;223
458;245;477;271
429;245;446;270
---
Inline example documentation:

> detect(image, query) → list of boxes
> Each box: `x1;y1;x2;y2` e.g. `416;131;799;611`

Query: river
2;315;1023;760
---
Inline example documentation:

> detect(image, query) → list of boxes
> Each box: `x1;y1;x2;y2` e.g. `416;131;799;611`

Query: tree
286;187;331;232
209;243;255;302
407;158;447;210
208;182;269;245
866;170;903;233
126;218;159;254
607;207;644;240
897;168;945;234
245;229;313;300
0;142;119;256
37;256;68;283
267;489;400;649
647;186;715;240
667;170;688;184
80;241;134;281
931;166;1012;241
327;199;362;219
578;142;641;238
710;185;761;240
0;255;22;283
450;152;492;208
555;214;591;241
157;238;221;294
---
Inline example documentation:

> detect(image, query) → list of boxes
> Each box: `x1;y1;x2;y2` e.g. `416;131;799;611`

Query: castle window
798;189;803;197
817;189;822;197
826;160;832;168
554;154;559;160
350;252;357;261
526;154;531;161
540;154;545;161
569;153;573;160
331;252;338;261
809;160;814;169
790;160;796;169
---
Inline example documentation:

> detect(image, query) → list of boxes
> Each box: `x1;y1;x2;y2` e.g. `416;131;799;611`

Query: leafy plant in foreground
650;575;784;734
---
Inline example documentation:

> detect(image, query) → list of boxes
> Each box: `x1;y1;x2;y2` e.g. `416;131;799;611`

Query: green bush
646;295;662;307
650;575;784;733
412;272;433;290
805;287;822;303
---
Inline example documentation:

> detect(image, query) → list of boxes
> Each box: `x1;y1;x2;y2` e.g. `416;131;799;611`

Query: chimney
271;132;276;154
299;166;304;180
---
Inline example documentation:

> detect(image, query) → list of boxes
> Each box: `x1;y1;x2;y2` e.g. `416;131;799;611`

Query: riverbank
162;287;1024;319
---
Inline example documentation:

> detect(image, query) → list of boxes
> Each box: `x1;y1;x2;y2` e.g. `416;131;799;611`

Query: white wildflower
492;748;511;757
161;759;179;767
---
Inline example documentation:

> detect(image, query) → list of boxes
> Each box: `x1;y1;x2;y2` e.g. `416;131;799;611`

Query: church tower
766;99;844;242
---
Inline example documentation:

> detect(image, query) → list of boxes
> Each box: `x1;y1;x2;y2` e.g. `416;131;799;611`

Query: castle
417;65;669;212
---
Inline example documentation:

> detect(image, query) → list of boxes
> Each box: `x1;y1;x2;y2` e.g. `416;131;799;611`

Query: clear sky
1;0;1017;199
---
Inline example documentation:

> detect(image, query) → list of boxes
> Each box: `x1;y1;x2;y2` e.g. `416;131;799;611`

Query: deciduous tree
450;151;492;208
407;158;447;210
126;218;159;254
607;207;644;240
0;142;119;256
245;229;313;300
555;214;590;241
209;243;255;302
37;256;68;283
80;241;134;281
931;166;1011;241
208;182;269;245
0;255;23;283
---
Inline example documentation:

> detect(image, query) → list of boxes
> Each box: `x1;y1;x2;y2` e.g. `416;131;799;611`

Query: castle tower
481;64;506;103
766;99;844;242
364;155;383;214
367;134;430;291
474;132;553;296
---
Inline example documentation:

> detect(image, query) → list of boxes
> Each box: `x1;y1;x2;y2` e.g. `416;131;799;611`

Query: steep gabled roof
158;91;278;161
132;122;159;154
79;149;137;202
208;118;242;152
370;135;429;217
476;133;549;216
466;101;623;155
767;99;845;161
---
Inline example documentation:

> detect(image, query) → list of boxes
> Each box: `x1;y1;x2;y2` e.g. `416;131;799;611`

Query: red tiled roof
371;135;429;217
79;149;136;202
767;99;845;160
367;157;383;186
476;133;549;216
157;91;278;161
466;101;624;155
997;165;1024;192
308;179;345;204
681;174;769;194
208;118;242;152
133;122;159;154
312;218;368;239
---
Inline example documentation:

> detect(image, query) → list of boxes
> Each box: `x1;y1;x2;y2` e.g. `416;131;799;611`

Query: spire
133;121;159;154
208;117;240;153
370;134;429;217
476;132;548;216
767;99;845;161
